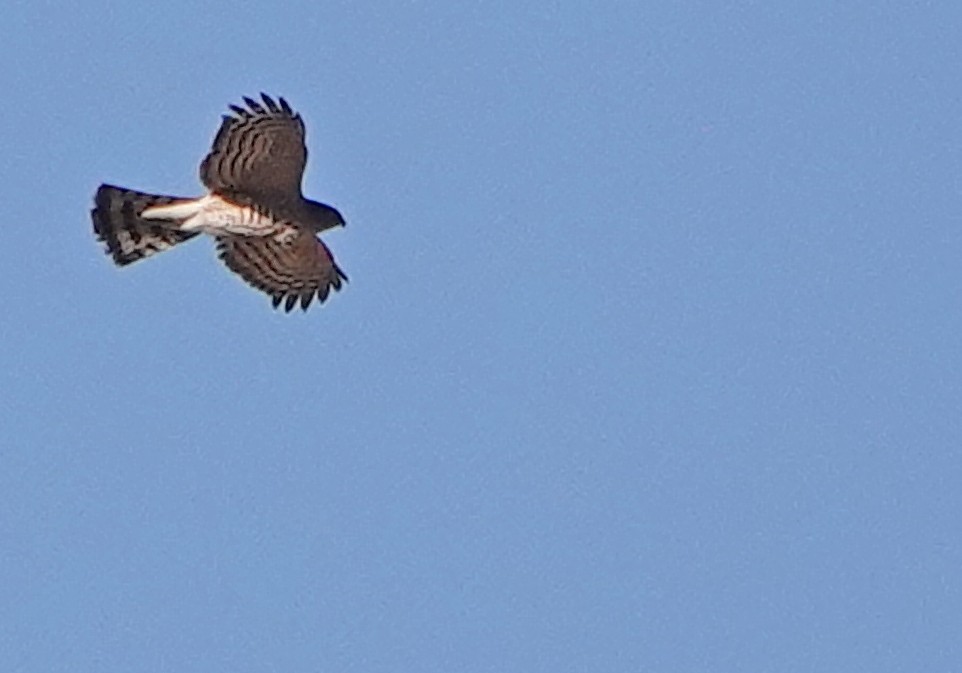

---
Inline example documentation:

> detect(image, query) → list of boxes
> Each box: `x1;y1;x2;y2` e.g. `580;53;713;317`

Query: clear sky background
1;2;960;671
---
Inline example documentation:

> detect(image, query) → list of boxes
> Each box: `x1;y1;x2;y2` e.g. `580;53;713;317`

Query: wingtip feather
261;93;279;112
243;96;265;114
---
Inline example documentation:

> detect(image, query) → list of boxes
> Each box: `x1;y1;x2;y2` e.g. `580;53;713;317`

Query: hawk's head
306;199;346;233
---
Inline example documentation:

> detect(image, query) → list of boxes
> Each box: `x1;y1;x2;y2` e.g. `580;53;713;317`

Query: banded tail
92;184;200;266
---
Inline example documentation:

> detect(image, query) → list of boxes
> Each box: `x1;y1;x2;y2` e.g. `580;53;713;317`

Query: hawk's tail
92;184;200;266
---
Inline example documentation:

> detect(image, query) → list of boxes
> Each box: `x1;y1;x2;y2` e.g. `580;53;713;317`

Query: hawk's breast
183;194;285;237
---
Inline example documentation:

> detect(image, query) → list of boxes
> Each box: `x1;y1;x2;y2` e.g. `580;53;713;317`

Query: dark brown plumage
92;94;346;312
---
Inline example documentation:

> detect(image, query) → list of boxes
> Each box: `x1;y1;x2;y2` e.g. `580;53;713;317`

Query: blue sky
1;1;961;671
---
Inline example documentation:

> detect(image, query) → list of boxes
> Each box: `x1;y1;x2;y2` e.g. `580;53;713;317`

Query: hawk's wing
199;94;307;203
216;229;347;312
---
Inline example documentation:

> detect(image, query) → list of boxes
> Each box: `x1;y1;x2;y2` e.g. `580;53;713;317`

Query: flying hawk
92;94;347;312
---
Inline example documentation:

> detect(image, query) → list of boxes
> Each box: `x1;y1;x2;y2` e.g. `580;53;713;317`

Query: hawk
92;94;347;312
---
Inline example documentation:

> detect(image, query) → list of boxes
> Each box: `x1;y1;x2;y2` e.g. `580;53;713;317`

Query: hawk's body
92;94;346;312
